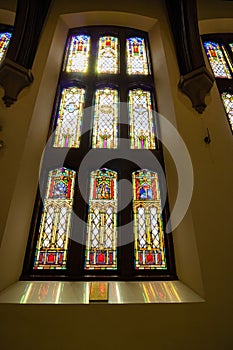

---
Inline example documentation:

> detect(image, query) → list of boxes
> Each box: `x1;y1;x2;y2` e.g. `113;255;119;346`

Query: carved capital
0;58;33;107
179;66;214;113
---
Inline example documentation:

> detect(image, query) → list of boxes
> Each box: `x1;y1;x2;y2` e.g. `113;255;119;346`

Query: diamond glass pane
221;92;233;132
65;35;90;72
97;36;119;73
34;168;75;270
132;170;166;270
53;87;85;148
92;88;118;148
127;37;149;75
203;41;231;78
129;89;156;149
85;168;117;270
0;32;11;62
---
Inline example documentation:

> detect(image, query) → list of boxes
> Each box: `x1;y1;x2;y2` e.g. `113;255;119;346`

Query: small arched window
202;34;233;134
22;26;176;280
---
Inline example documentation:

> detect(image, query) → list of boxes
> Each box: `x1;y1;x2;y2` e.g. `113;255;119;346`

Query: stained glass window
92;88;118;148
34;168;75;270
65;35;90;73
126;37;149;75
0;32;11;62
132;170;166;270
129;89;156;149
53;87;85;148
203;41;232;79
221;92;233;132
97;36;119;74
229;43;233;53
85;169;117;270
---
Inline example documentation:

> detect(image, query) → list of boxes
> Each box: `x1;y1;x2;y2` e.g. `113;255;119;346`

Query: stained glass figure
53;87;85;148
132;170;166;270
0;32;11;62
221;92;233;132
85;169;117;270
92;88;118;148
129;89;156;149
34;168;75;270
97;36;119;74
203;41;232;78
65;35;90;73
126;37;149;75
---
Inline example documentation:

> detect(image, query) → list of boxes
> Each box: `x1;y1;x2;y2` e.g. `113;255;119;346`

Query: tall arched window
22;26;176;280
202;34;233;134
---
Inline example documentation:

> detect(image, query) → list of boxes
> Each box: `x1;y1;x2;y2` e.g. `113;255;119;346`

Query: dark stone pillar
165;0;214;113
0;0;51;107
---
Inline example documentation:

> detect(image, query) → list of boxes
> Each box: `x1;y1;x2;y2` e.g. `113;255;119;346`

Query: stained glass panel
97;36;119;74
34;168;75;270
230;43;233;53
221;92;233;132
132;170;166;270
127;37;149;75
0;32;11;62
85;169;117;270
129;89;156;149
53;87;85;148
203;41;232;78
92;88;118;148
65;35;90;73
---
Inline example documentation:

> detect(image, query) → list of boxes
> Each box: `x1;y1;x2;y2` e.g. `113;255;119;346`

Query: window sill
0;280;204;304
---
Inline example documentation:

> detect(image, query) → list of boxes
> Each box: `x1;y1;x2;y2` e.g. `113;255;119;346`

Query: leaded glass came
97;36;119;74
221;92;233;132
34;168;76;270
126;37;149;75
85;169;117;270
129;89;156;149
203;41;232;79
92;88;118;148
132;170;166;270
65;35;90;73
0;32;11;62
53;87;85;148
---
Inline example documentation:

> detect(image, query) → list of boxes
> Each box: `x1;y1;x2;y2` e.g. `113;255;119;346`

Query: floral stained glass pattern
126;37;149;75
65;35;90;73
133;170;166;270
92;88;118;148
53;87;85;148
221;92;233;132
203;41;231;78
97;36;119;74
129;89;156;149
34;168;75;270
85;169;117;270
0;32;11;62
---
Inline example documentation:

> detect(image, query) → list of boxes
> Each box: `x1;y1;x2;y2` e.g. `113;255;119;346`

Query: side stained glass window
53;87;85;148
126;37;149;75
85;169;117;270
129;89;156;149
203;41;232;79
92;88;118;148
97;36;119;74
221;92;233;132
0;32;11;62
65;35;90;73
34;168;75;270
230;43;233;53
132;170;166;270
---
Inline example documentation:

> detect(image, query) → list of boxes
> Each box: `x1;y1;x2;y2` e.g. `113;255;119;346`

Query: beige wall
0;1;233;349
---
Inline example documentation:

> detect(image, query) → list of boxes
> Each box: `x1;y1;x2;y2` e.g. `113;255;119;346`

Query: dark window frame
21;26;177;281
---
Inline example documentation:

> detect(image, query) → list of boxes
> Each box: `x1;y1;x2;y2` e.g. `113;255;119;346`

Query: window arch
22;26;176;280
202;34;233;134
